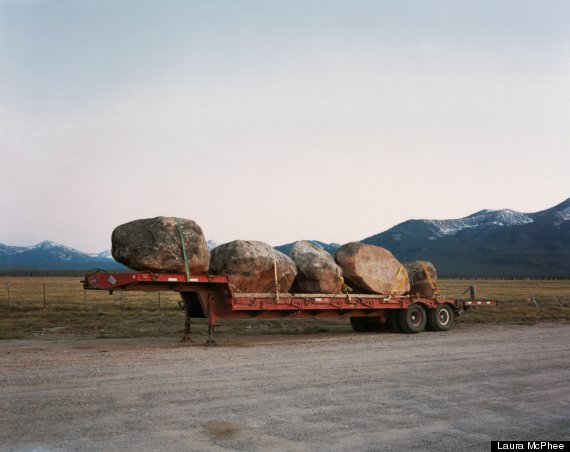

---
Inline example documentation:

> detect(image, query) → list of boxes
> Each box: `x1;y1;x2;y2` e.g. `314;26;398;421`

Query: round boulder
335;242;409;295
209;240;297;293
404;261;438;298
111;216;210;274
289;241;343;293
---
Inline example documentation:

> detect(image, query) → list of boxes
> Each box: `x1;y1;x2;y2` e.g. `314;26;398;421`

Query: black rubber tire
427;304;454;331
350;317;387;332
398;304;427;334
350;317;366;332
362;317;384;332
388;311;402;332
425;309;437;331
426;308;437;331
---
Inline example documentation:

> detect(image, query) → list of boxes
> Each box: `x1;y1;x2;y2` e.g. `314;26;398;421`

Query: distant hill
362;198;570;278
274;240;341;256
0;241;127;271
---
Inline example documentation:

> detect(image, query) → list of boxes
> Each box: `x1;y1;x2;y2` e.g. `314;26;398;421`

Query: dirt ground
1;324;569;451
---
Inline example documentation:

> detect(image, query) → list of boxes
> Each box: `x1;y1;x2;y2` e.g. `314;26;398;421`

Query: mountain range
361;198;570;277
2;198;569;277
0;241;126;272
276;198;570;278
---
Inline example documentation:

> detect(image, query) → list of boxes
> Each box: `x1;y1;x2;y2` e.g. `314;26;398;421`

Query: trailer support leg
205;294;217;347
180;300;192;343
206;325;216;347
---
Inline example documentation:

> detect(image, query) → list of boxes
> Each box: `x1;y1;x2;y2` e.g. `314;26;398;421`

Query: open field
1;323;569;450
0;277;569;340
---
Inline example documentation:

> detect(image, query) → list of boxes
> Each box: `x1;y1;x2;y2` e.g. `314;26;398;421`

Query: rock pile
111;217;437;297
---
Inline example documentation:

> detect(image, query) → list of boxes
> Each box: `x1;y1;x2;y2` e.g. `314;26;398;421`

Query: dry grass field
0;276;569;340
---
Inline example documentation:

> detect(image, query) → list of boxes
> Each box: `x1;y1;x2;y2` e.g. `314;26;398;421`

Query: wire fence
1;278;568;312
0;279;181;312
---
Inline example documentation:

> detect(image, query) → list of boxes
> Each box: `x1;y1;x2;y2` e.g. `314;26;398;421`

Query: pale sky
1;0;569;253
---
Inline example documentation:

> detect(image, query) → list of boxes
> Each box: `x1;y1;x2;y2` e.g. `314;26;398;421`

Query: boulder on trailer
289;240;344;293
335;242;409;296
404;260;438;298
209;240;297;293
111;216;210;274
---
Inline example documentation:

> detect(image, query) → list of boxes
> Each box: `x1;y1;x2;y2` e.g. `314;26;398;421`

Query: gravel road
1;324;569;451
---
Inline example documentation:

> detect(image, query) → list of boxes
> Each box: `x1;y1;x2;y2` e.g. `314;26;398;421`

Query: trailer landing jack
206;326;216;347
179;300;192;343
178;297;217;346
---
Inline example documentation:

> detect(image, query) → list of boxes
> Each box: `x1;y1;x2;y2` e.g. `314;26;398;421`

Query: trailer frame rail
83;270;497;345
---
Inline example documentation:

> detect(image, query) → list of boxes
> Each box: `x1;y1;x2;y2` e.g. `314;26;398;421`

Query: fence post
7;282;11;311
43;283;46;309
120;291;124;310
158;291;161;311
84;289;87;305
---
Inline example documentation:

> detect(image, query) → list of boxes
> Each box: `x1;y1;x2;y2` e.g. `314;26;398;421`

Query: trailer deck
83;270;497;345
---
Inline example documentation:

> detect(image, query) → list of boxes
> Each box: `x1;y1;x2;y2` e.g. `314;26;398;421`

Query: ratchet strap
176;218;191;282
418;260;439;296
389;264;409;298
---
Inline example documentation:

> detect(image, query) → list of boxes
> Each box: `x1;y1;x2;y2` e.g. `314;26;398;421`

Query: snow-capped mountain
362;198;570;277
89;250;113;259
29;240;89;262
0;243;31;256
274;198;570;277
0;241;126;271
426;209;534;237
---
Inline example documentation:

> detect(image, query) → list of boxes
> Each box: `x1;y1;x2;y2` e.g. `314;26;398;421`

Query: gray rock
209;240;297;293
290;241;343;293
111;217;209;273
335;242;409;295
404;261;438;297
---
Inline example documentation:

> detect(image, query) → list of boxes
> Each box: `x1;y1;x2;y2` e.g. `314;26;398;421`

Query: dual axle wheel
350;303;454;334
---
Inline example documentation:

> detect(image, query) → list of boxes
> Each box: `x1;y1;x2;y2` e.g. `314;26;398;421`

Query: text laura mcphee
491;441;568;451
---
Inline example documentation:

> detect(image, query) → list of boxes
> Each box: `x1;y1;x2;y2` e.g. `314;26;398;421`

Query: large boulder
335;242;409;295
289;241;343;293
111;217;210;273
404;261;438;298
209;240;297;293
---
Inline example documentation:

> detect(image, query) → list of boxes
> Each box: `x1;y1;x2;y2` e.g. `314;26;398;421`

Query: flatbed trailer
83;270;497;346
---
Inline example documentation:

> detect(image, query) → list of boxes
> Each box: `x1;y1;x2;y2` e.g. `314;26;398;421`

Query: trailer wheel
388;311;401;332
350;317;383;332
427;304;454;331
363;317;385;332
351;317;388;332
398;304;426;334
350;317;366;332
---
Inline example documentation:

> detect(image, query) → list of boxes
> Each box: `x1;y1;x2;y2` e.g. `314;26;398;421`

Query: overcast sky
1;0;569;252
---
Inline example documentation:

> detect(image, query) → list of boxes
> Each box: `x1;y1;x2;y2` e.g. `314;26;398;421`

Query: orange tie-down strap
389;264;409;298
418;260;439;296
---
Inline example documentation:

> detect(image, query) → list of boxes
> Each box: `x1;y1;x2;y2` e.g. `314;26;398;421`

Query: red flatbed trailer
83;270;497;346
